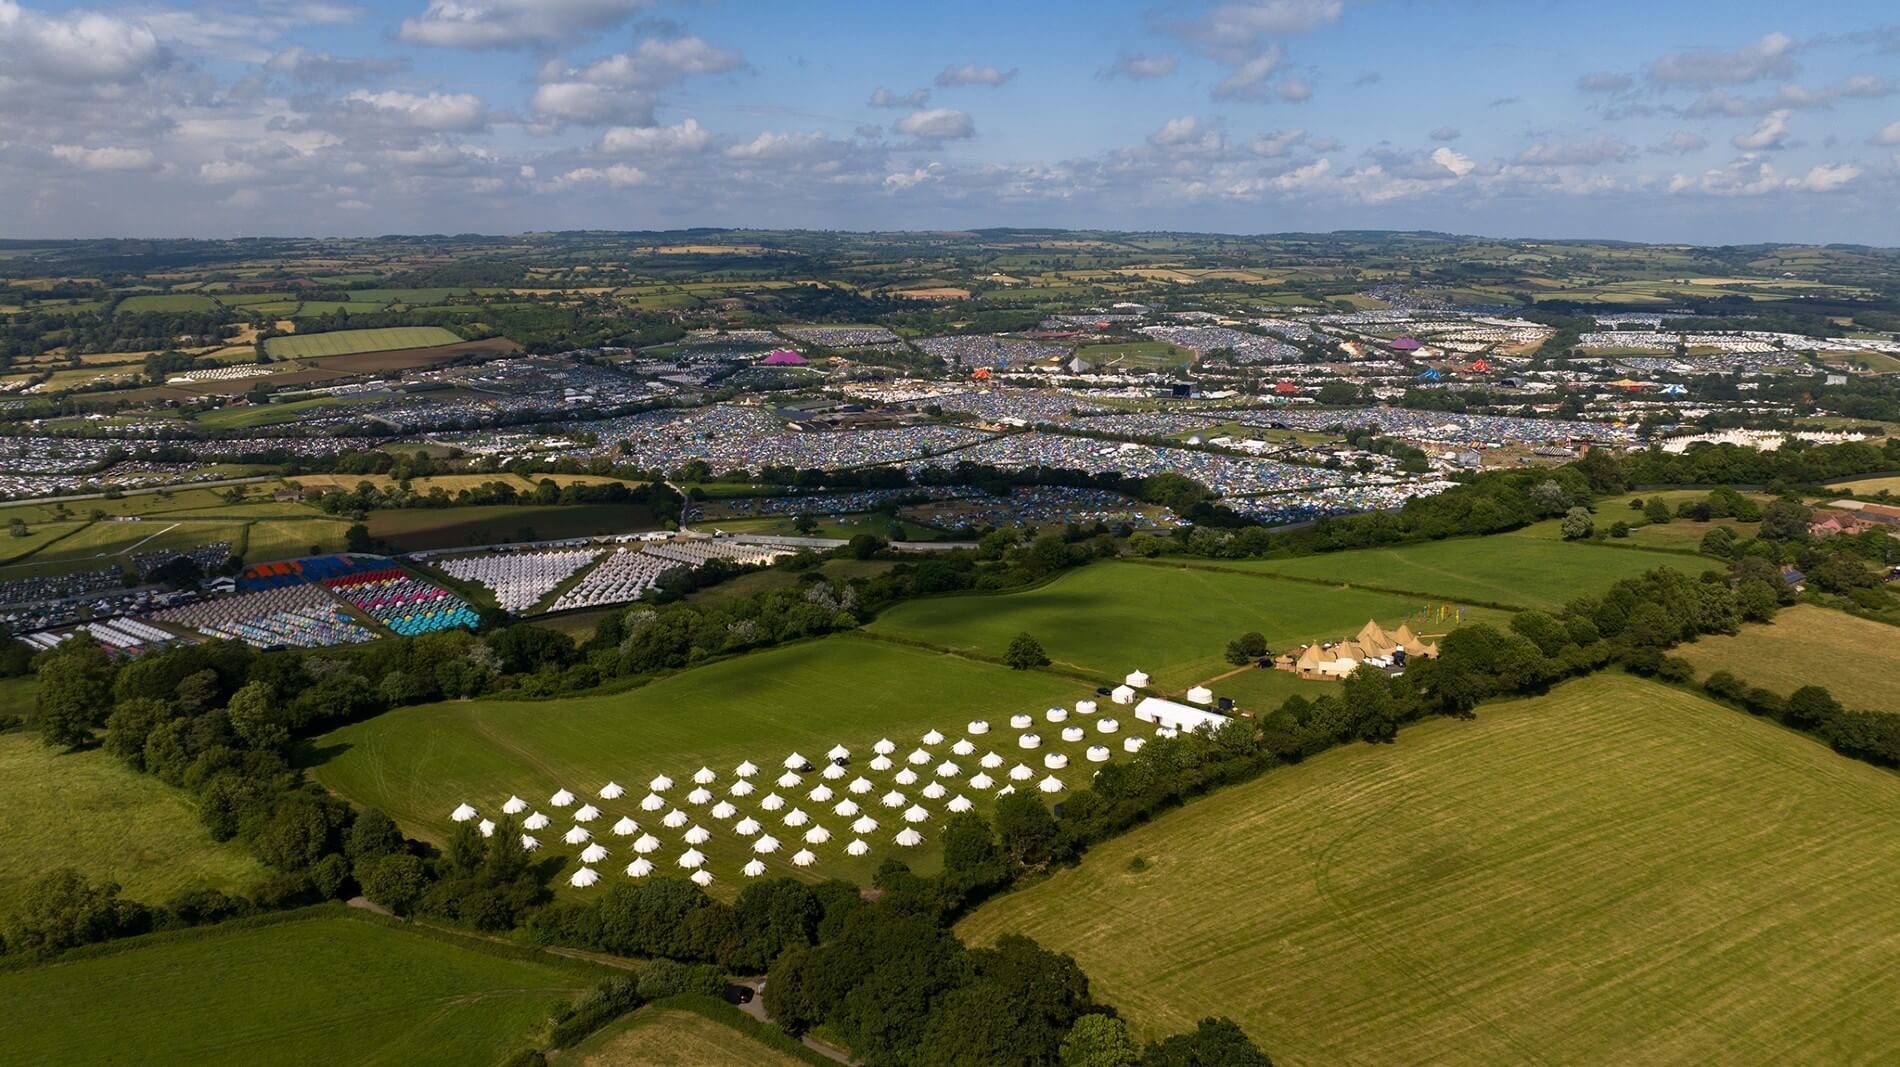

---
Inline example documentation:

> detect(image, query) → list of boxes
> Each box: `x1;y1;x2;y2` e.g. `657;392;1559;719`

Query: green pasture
569;1007;811;1066
115;293;219;313
263;326;461;359
1070;340;1196;369
960;674;1900;1065
0;730;261;914
0;912;601;1066
346;287;471;305
366;503;660;552
1677;604;1900;711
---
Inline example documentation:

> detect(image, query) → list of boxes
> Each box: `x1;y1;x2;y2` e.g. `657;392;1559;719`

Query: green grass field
1177;535;1714;611
569;1007;810;1067
0;730;261;913
346;287;471;305
116;293;219;313
263;326;462;359
366;503;660;552
959;674;1900;1065
1677;604;1900;710
312;636;1091;888
869;561;1493;690
1071;340;1196;369
0;911;601;1066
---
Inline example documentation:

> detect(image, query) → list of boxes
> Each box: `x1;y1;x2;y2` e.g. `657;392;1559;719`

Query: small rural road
734;979;856;1065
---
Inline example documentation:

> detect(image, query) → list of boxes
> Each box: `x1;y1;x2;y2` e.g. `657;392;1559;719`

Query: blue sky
2;0;1897;242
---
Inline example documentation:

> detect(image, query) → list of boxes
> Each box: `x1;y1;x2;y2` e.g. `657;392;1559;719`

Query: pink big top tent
761;349;807;365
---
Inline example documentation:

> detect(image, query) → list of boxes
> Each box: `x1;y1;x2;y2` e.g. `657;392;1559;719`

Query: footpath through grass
0;911;600;1066
958;674;1900;1066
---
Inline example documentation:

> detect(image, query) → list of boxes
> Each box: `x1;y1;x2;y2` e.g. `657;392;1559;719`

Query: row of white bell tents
562;829;925;888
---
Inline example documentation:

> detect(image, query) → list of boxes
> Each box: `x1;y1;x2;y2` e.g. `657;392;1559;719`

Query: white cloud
1516;138;1636;165
50;144;154;171
1430;147;1474;177
1213;46;1283;100
400;0;654;49
555;163;650;187
1876;121;1900;146
1150;116;1208;146
1173;0;1344;60
198;159;262;183
531;82;652;126
1668;156;1860;195
724;130;839;161
1103;53;1177;80
894;108;975;142
1429;126;1460;142
1653;131;1708;155
869;87;929;109
884;164;944;190
345;89;488;132
265;47;405;83
1274;77;1312;103
935;63;1016;88
1647;32;1796;87
1731;109;1792;150
1791;162;1860;191
1272;157;1330;190
0;0;168;85
597;119;714;156
532;37;744;125
1577;72;1633;93
1247;128;1305;156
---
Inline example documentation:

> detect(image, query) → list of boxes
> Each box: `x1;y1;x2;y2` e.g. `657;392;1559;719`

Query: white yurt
1018;733;1042;750
743;859;768;878
693;766;716;785
524;811;551;830
804;825;832;844
574;804;601;822
1123;737;1146;754
1044;753;1069;770
1075;700;1098;715
640;793;665;812
626;858;654;878
662;809;688;829
599;782;625;800
551;788;577;807
833;798;861;817
846;838;870;857
450;803;478;822
1046;707;1068;723
569;867;599;888
633;833;661;854
683;825;711;845
711;801;737;820
791;849;817;868
502;796;527;814
969;772;995;790
677;848;706;869
753;834;781;854
580;842;608;863
563;826;592;844
967;719;990;735
1111;685;1136;705
1186;686;1214;705
735;817;762;836
1009;714;1034;729
894;827;924;848
1097;718;1121;734
760;793;786;811
1125;670;1150;687
691;870;714;887
1038;776;1064;794
1086;745;1111;763
521;834;540;851
1061;726;1085;743
946;794;973;813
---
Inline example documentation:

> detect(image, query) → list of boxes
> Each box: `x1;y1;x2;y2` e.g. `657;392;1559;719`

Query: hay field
312;636;1088;887
0;912;601;1066
263;326;461;359
1678;604;1900;710
569;1008;811;1067
869;561;1499;690
1180;536;1713;611
959;674;1900;1065
0;731;261;913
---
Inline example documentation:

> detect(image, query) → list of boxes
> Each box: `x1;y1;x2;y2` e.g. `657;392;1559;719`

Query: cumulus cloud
724;130;844;161
893;108;974;142
1647;32;1796;87
1102;53;1178;80
532;36;744;126
1147;115;1225;153
400;0;655;49
0;0;169;85
869;86;929;108
554;163;650;187
1516;137;1636;165
265;47;406;83
1732;109;1792;150
597;118;714;155
49;144;154;171
1429;126;1460;142
1171;0;1344;59
1430;146;1474;177
1652;131;1708;154
1793;162;1861;191
1668;156;1859;195
1213;46;1283;100
1876;120;1900;146
1577;71;1633;93
1274;76;1312;102
884;164;944;190
345;89;489;132
935;63;1015;88
1247;128;1306;156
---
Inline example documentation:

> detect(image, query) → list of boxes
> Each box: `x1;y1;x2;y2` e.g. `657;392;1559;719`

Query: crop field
116;293;219;313
0;912;602;1066
869;561;1497;690
312;635;1091;887
299;336;520;372
366;503;660;551
569;1008;810;1067
263;326;462;359
1828;474;1900;495
1177;535;1714;611
1677;604;1900;710
0;730;261;913
959;674;1900;1065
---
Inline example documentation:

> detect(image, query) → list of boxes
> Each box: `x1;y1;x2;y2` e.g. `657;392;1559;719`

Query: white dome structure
580;842;609;863
873;738;896;755
951;739;976;756
611;816;639;836
1044;753;1069;770
834;798;861;817
894;768;919;786
902;804;931;824
1111;685;1136;705
520;834;540;852
1061;726;1085;743
851;814;879;834
1076;700;1097;715
922;729;945;745
599;782;625;800
921;782;946;800
1039;776;1064;794
729;779;756;797
626;858;654;878
880;790;906;809
693;766;716;784
1046;707;1068;723
791;849;817;868
935;761;960;778
804;825;832;844
753;834;781;854
1087;745;1111;763
969;772;995;790
450;803;478;822
662;809;688;829
846;839;870;857
677;848;706;869
711;801;737;820
648;775;672;792
1018;733;1042;750
735;817;762;836
735;760;759;778
574;804;601;822
1125;670;1150;687
640;793;665;812
1186;686;1214;705
501;796;527;814
967;720;990;735
809;784;835;803
743;859;768;878
1009;764;1034;782
683;825;711;845
1010;714;1034;729
563;826;591;844
848;777;874;795
980;752;1005;769
1124;737;1146;754
691;870;714;887
1097;718;1120;734
569;867;599;888
907;748;932;766
686;787;713;805
869;755;894;772
760;793;786;811
947;795;973;813
894;828;924;848
783;808;810;827
776;771;802;788
550;789;576;807
633;834;660;854
822;763;846;781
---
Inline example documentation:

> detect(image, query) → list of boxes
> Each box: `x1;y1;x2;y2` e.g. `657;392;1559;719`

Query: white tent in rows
683;825;711;845
569;867;599;888
580;842;609;863
693;767;717;784
951;739;976;756
869;755;894;772
599;782;625;800
633;834;661;854
1076;700;1098;715
903;804;931;824
524;812;550;830
711;801;737;820
691;870;714;887
626;858;654;878
809;785;835;803
935;761;961;778
640;793;665;811
822;763;846;780
502;796;527;814
551;789;576;807
848;777;873;795
846;839;870;857
729;779;757;797
1009;764;1034;781
736;760;759;778
970;772;995;790
1125;670;1150;687
1045;753;1069;770
735;817;762;836
783;753;809;770
922;729;945;745
827;744;851;761
776;771;802;788
1010;714;1034;729
743;859;768;878
478;819;495;838
1111;685;1136;704
834;799;861;817
612;816;639;836
1186;686;1215;706
450;803;478;822
649;775;673;792
947;795;973;813
677;848;706;869
753;834;782;854
967;720;990;735
1046;707;1068;723
895;827;924;848
563;826;591;844
1124;737;1146;754
874;738;896;755
791;849;817;867
997;784;1016;797
1062;726;1085;743
980;752;1005;769
851;815;879;834
1019;733;1042;750
894;768;919;786
921;782;946;800
783;808;810;827
574;804;601;822
687;787;713;805
804;825;832;844
1039;776;1064;794
662;809;688;829
761;793;786;811
521;835;540;851
880;790;906;809
1087;745;1112;763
